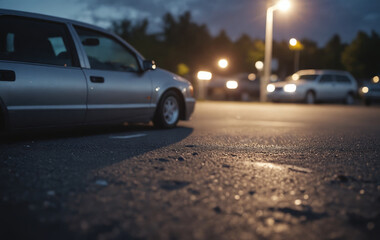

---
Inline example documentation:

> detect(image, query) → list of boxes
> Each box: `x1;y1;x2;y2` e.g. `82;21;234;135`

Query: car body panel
0;61;87;128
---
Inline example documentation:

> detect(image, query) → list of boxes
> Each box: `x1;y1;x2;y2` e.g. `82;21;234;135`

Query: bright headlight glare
361;86;369;94
267;84;275;93
226;80;238;89
284;84;297;93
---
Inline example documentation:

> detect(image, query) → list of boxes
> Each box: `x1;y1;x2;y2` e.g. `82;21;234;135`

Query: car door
335;74;352;99
73;26;154;123
0;15;87;128
316;74;335;101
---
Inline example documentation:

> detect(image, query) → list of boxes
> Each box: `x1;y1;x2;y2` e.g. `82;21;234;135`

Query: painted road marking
109;133;147;139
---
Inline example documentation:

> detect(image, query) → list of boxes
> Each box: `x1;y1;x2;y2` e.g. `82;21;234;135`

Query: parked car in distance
359;76;380;106
0;9;195;132
207;73;260;101
266;69;358;104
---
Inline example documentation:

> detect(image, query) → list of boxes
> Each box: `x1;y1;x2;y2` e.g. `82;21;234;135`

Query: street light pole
261;7;274;102
260;0;290;102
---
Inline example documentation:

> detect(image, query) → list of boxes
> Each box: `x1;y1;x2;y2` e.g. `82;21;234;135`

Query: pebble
47;190;55;196
213;206;222;213
95;179;108;186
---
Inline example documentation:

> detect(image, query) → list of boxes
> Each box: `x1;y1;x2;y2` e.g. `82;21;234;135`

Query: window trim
0;15;80;68
73;25;142;73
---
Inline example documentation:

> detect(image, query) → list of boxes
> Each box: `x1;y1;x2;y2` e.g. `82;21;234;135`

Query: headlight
226;80;238;89
361;86;369;94
284;84;297;93
267;84;275;93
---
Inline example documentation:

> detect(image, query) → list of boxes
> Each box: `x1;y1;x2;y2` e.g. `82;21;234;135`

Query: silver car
0;9;195;132
266;69;358;104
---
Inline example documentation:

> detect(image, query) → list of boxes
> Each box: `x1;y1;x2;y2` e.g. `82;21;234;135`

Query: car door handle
90;76;104;83
0;70;16;81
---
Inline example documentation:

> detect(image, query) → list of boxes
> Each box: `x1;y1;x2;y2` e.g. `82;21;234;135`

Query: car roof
0;8;145;59
0;8;107;32
296;69;351;75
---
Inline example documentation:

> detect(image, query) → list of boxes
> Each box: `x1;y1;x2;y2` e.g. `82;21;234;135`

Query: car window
0;16;78;67
335;75;351;84
298;74;318;81
319;74;334;83
74;27;140;72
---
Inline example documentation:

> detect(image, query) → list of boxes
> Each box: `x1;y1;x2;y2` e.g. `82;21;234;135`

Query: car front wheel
305;91;315;104
345;93;354;105
153;90;180;128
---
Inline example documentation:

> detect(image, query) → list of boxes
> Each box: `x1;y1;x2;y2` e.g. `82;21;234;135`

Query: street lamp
289;38;303;72
261;0;291;102
218;58;229;69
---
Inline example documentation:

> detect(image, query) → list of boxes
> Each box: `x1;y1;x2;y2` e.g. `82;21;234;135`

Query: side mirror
143;60;156;71
82;38;100;46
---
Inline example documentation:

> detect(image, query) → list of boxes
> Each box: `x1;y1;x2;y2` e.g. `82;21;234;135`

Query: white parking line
109;133;147;139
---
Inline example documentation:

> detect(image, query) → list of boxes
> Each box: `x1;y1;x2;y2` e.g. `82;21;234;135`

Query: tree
342;31;380;78
321;34;345;70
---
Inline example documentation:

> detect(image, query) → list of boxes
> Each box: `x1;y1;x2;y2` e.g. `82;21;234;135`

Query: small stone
294;199;302;205
367;222;375;230
185;145;196;148
95;179;108;186
336;175;349;182
158;158;169;162
213;206;222;213
47;190;55;196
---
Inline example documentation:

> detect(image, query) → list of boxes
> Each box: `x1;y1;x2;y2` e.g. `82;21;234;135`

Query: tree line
111;11;380;82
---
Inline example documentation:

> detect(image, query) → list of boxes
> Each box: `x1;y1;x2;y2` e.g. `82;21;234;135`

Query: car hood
155;68;190;84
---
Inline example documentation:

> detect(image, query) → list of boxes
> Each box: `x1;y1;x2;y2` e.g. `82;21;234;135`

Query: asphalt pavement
1;102;380;240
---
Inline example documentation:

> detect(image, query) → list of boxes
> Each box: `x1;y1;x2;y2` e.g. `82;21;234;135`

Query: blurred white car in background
267;70;358;104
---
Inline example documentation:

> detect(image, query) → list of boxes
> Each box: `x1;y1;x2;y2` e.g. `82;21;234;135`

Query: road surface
1;102;380;240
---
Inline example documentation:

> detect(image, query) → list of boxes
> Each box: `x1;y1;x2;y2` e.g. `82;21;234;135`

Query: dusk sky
1;0;380;46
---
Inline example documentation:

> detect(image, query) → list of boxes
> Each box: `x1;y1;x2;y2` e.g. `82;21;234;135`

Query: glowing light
255;61;264;71
294;199;302;205
284;84;297;92
197;71;212;80
188;85;194;97
267;84;275;93
373;76;379;83
289;38;297;46
218;59;228;69
362;86;369;94
292;74;300;81
226;80;238;89
248;73;256;81
276;0;291;11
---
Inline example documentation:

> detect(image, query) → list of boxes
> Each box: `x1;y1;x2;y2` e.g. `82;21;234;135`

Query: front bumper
267;90;305;102
184;98;196;120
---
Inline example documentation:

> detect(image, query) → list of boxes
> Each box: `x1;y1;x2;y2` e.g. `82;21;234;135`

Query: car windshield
298;74;319;81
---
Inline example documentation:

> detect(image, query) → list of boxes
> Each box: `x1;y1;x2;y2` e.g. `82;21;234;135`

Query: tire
305;91;315;104
345;93;354;105
153;90;180;129
241;92;250;102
